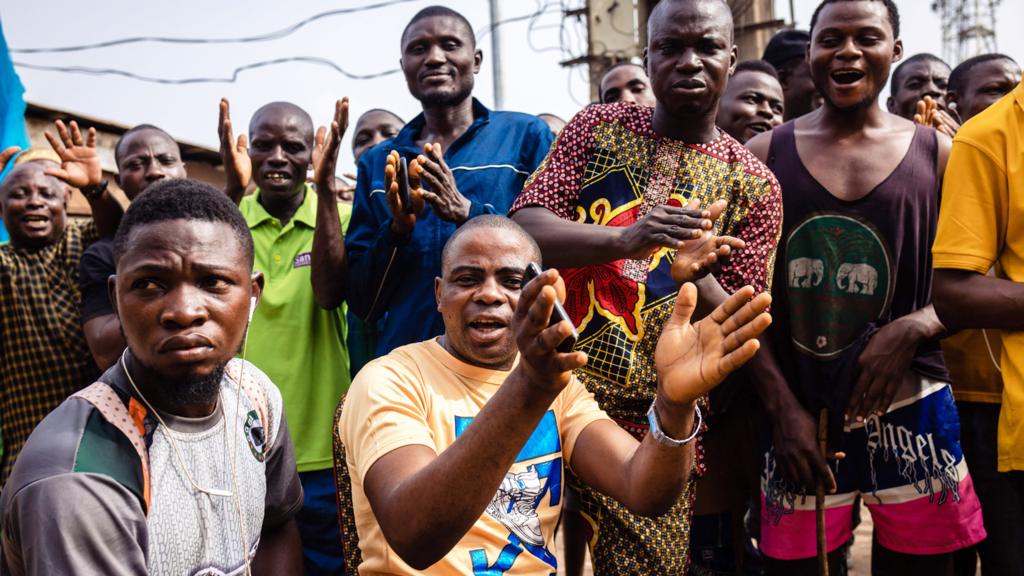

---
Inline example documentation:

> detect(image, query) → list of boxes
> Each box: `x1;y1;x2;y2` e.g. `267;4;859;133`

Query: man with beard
716;59;785;143
339;215;773;575
0;180;303;575
338;6;554;357
886;53;951;120
0;121;123;487
763;29;823;120
79;124;188;371
745;1;984;573
511;1;782;572
599;62;657;107
219;98;353;574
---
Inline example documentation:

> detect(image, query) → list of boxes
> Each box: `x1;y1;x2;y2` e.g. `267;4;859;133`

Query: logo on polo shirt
294;252;312;268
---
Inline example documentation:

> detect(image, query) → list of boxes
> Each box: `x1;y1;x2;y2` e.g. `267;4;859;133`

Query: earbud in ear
249;297;257;323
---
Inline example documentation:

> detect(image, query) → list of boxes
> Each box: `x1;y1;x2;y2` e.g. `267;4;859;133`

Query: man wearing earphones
219;98;353;574
0;179;303;575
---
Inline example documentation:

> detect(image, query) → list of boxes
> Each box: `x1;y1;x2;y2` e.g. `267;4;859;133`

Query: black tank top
766;121;948;430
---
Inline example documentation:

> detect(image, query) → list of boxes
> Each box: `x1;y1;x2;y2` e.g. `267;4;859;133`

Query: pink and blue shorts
760;379;986;560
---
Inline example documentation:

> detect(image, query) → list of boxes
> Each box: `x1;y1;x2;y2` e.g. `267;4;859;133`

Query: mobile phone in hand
398;156;413;214
523;262;578;353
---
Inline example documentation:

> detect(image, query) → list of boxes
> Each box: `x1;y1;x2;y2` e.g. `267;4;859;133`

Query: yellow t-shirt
339;339;609;575
932;80;1024;471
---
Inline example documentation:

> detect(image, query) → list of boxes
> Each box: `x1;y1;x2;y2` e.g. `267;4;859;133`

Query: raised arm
512;203;724;270
45;120;123;237
571;283;772;515
218;98;251;205
360;269;586;569
310;98;350;310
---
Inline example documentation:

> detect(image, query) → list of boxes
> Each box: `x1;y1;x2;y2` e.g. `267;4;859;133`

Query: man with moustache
219;98;353;574
886;53;951;120
339;215;773;575
337;5;554;358
717;59;785;143
746;1;984;573
0;180;303;575
511;0;782;571
0;121;123;487
79;124;188;371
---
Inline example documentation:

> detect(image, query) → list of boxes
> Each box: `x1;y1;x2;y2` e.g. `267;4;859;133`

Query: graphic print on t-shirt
454;411;562;574
785;213;893;359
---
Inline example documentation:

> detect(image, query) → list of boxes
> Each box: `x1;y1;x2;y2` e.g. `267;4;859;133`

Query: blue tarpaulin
0;17;31;243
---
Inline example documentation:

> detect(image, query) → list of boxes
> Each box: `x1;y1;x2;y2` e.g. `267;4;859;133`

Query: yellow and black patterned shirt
0;220;100;486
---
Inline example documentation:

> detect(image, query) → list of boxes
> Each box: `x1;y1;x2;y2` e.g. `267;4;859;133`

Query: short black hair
948;53;1019;95
440;215;541;273
810;0;900;39
734;59;779;80
889;53;949;94
401;6;475;48
249;101;314;144
113;179;254;268
114;124;177;167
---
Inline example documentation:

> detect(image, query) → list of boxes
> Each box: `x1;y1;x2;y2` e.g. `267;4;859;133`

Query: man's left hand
654;284;772;407
416;143;471;224
312;98;349;197
670;199;745;284
44;120;102;190
845;317;927;423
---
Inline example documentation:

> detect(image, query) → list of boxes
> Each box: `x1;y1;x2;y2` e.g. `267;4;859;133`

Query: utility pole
489;0;504;110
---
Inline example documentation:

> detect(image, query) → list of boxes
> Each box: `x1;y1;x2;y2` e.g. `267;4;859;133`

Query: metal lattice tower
932;0;1001;64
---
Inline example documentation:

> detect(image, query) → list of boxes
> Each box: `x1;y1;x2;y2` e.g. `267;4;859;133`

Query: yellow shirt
932;80;1024;471
339;339;609;575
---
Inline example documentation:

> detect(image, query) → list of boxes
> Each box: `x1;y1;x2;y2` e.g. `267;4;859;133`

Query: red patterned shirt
510;102;782;424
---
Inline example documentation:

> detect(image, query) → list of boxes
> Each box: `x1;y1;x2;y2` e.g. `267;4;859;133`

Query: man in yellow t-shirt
339;215;772;575
933;79;1024;571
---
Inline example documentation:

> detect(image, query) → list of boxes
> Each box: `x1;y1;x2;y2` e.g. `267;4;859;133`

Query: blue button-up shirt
346;99;554;356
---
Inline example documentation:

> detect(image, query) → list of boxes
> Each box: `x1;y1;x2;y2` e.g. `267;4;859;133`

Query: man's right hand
0;146;18;173
771;406;837;494
617;202;713;261
219;98;251;199
913;95;960;138
513;267;588;395
385;150;424;235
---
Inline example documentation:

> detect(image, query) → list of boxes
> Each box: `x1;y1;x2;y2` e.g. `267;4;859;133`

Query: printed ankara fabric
511;102;782;574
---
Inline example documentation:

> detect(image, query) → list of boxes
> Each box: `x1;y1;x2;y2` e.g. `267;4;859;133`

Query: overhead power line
13;57;400;84
10;0;421;54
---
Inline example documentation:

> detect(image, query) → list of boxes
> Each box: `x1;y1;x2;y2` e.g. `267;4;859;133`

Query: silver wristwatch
646;400;702;448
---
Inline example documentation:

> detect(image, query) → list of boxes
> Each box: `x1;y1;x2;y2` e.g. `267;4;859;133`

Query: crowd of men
0;0;1021;574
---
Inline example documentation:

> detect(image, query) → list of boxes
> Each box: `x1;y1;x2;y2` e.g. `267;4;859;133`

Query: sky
3;0;1022;170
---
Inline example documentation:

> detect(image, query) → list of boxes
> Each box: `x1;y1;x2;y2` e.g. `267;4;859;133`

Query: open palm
654;284;772;406
45;120;102;189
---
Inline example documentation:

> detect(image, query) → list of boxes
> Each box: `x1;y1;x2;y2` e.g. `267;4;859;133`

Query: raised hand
617;203;713;261
654;284;772;407
385;150;425;235
312;98;349;198
513;267;588;394
43;120;102;190
336;172;357;202
0;146;20;174
670;199;746;284
416;143;471;224
913;95;959;138
219;98;251;199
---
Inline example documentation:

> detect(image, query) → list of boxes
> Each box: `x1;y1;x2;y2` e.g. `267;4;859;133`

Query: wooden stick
816;408;830;576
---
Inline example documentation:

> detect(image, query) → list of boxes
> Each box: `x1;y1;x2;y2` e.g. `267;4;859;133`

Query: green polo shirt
240;186;351;472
